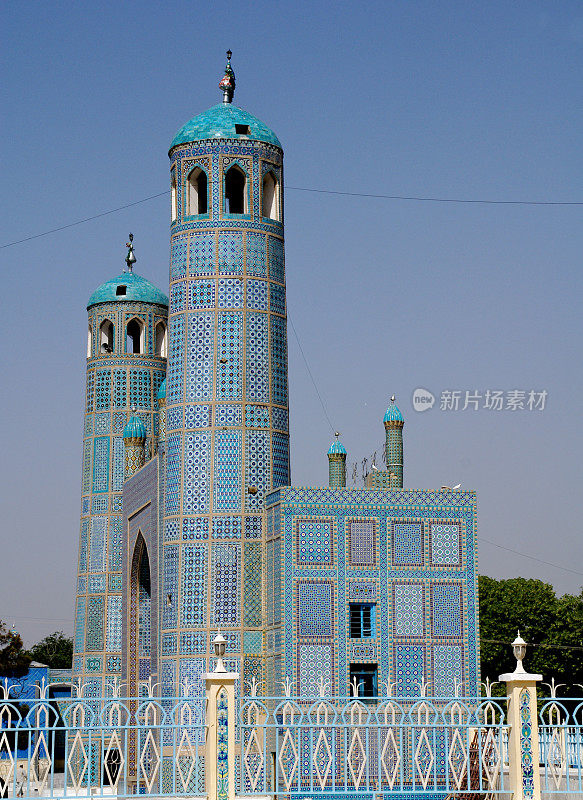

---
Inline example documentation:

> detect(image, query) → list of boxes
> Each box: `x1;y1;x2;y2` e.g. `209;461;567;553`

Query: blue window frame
349;603;375;638
349;664;378;698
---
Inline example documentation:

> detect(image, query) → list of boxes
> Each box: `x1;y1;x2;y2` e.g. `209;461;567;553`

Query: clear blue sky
2;1;582;644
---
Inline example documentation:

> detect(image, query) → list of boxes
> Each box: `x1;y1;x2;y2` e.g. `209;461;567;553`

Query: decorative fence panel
0;695;206;799
238;696;510;797
2;686;583;799
539;699;583;795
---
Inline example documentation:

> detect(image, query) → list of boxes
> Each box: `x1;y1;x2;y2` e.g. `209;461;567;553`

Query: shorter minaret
123;415;146;478
327;433;347;488
383;396;404;487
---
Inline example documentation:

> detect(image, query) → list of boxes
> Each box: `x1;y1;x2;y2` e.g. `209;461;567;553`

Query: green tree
479;576;583;696
544;591;583;696
0;620;31;677
28;631;73;669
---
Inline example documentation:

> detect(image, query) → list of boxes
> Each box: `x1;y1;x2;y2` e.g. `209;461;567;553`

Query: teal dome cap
328;439;347;455
156;378;167;400
87;272;169;309
383;399;404;424
123;416;146;440
170;103;281;150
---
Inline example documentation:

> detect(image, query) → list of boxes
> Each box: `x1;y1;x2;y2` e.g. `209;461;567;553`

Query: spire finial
125;233;136;273
391;395;395;403
335;431;340;439
219;50;236;104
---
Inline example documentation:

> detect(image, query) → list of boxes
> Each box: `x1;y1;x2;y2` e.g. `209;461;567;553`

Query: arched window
155;321;167;357
87;325;93;358
171;172;177;222
187;167;208;215
99;320;114;353
126;318;144;354
225;164;246;214
262;171;279;219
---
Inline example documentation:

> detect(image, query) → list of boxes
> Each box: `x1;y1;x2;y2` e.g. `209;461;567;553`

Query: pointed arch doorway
128;532;151;695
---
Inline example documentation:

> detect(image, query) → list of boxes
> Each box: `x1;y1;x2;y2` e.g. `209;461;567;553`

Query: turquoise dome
170;103;281;150
123;416;147;440
383;401;404;424
156;378;167;400
87;272;169;309
328;440;347;455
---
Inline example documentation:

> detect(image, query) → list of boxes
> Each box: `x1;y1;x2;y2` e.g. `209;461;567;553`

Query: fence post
500;632;542;800
204;632;239;800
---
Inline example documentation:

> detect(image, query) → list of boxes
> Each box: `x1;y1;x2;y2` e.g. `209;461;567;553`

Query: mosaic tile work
297;582;333;637
392;522;424;566
181;545;207;627
74;291;167;693
431;583;462;637
295;519;333;565
161;130;288;695
267;487;478;698
213;431;242;512
211;544;240;626
394;644;425;695
393;584;424;636
430;522;462;565
299;644;333;696
432;644;463;696
348;520;376;566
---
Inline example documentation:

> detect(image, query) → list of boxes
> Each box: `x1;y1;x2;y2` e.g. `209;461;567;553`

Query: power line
478;536;583;577
483;638;583;653
288;313;336;435
0;191;170;249
3;184;583;249
287;186;583;206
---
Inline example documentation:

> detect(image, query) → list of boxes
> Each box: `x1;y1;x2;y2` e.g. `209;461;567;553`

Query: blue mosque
73;53;479;700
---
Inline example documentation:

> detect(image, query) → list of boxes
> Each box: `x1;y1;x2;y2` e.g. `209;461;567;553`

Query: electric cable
4;184;583;249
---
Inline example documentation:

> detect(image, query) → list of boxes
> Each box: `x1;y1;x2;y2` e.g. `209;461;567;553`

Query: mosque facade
72;55;479;698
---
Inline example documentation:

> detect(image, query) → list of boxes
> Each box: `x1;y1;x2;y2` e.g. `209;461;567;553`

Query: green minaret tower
383;396;404;487
327;435;347;487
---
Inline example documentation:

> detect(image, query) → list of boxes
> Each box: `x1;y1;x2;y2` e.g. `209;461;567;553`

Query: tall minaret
383;396;404;487
72;239;168;693
161;54;289;694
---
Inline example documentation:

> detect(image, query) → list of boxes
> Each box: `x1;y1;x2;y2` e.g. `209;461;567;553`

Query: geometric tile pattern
74;292;167;691
267;487;478;698
297;582;332;637
430;523;461;566
211;544;240;626
392;522;423;566
432;644;463;696
160;134;287;695
299;644;332;695
431;583;462;637
348;520;376;566
295;519;333;565
393;584;424;636
394;643;425;695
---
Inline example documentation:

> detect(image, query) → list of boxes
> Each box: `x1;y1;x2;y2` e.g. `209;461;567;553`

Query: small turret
327;433;347;488
383;396;404;488
123;414;147;478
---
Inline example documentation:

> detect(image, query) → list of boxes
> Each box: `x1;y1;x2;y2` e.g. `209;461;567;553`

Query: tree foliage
28;631;73;669
0;621;31;677
479;576;583;696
